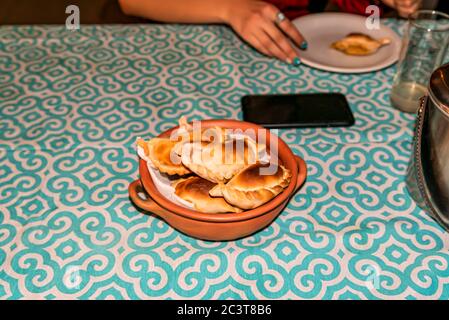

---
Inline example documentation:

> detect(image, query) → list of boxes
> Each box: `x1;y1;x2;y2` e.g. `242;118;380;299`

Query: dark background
0;0;447;24
0;0;333;24
0;0;144;24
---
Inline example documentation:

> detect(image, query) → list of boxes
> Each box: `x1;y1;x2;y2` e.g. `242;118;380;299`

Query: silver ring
275;12;286;24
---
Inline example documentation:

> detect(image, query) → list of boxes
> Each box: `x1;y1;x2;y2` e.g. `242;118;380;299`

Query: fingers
255;29;290;63
231;2;304;65
260;19;299;63
247;35;271;57
278;19;307;50
395;0;421;17
397;0;420;6
260;4;307;49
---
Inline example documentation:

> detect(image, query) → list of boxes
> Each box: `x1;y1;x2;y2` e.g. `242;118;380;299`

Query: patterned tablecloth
1;21;449;300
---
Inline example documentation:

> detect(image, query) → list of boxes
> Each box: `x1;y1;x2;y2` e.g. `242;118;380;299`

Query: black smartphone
241;93;355;128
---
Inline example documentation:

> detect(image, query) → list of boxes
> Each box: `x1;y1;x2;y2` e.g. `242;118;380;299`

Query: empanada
174;117;227;144
331;33;391;56
179;137;261;183
173;176;242;213
209;162;292;209
170;118;227;156
137;137;190;176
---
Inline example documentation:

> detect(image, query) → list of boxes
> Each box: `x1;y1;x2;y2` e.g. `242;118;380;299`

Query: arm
118;0;308;65
118;0;230;23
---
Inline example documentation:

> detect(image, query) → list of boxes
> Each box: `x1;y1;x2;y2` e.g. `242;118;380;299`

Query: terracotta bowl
128;119;307;241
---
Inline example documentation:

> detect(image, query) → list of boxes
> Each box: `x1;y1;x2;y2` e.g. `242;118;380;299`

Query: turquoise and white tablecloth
1;21;449;299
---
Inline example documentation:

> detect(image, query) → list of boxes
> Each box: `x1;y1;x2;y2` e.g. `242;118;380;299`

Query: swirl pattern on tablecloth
1;22;449;299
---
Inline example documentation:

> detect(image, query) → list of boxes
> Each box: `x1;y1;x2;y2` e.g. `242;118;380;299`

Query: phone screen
241;93;355;128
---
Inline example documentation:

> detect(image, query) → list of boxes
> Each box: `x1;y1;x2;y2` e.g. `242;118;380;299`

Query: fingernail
300;41;308;50
286;58;292;64
293;57;301;66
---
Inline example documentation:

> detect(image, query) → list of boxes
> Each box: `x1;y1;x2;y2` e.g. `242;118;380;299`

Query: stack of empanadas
137;118;292;213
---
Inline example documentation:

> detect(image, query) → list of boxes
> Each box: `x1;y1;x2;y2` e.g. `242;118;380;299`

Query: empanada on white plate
137;138;190;176
209;162;292;209
179;137;261;183
173;176;242;213
331;33;391;56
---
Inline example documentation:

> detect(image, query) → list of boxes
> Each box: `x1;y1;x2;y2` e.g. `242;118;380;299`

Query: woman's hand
221;0;307;65
381;0;422;18
119;0;307;64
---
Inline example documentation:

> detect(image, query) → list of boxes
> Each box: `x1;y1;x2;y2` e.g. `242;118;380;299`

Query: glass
391;10;449;113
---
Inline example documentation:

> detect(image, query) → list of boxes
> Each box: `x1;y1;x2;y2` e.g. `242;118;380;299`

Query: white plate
292;13;402;73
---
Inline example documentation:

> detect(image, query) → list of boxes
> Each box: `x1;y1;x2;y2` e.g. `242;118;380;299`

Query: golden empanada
331;33;391;56
137;137;190;176
173;176;242;213
174;117;227;143
170;117;228;156
179;137;260;183
209;162;292;209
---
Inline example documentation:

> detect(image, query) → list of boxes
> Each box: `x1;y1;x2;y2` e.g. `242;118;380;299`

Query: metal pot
407;63;449;230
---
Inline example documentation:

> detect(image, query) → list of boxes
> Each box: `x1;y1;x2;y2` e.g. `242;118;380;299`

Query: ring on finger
275;12;286;25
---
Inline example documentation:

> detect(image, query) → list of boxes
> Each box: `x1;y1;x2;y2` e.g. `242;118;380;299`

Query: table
1;21;449;300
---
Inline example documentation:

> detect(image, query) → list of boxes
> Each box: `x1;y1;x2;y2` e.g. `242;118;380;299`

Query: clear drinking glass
391;10;449;113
